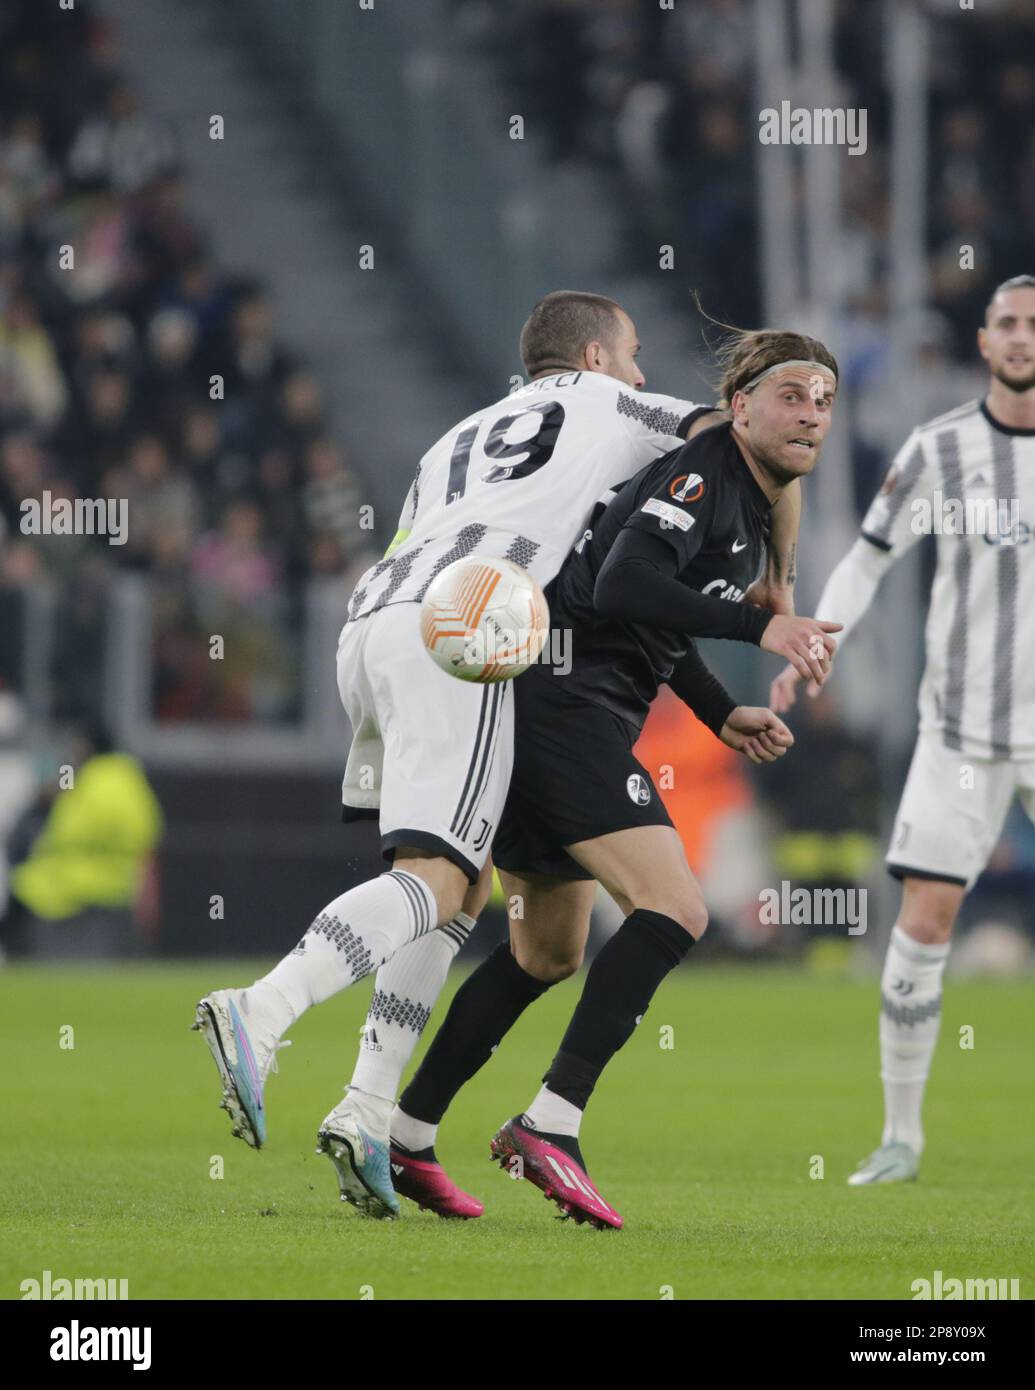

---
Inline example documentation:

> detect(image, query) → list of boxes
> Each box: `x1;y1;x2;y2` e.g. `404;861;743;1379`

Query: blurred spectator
302;438;364;561
0;430;46;534
0;111;57;208
461;0;1032;347
221;289;292;398
3;720;164;959
0;290;66;428
73;366;139;486
66;78;176;193
0;0;364;729
138;307;202;436
179;402;252;524
192;499;281;606
273;368;325;454
114;433;200;571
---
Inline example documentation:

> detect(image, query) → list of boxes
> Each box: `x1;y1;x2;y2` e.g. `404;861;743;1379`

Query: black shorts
492;667;673;881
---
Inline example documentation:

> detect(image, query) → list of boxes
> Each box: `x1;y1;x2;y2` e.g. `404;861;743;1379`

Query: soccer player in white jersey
771;275;1035;1185
194;290;807;1215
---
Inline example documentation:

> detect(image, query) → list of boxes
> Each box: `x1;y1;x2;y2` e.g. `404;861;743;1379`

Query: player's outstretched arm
745;478;800;616
769;535;894;710
594;529;839;683
666;647;795;763
770;427;936;711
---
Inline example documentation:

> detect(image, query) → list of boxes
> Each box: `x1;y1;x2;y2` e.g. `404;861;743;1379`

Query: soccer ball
420;556;549;683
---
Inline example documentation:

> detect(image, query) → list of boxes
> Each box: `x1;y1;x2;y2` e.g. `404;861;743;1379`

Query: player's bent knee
393;852;469;926
431;869;470;925
461;856;494;922
898;879;963;944
620;866;708;940
896;916;954;947
512;943;583;984
685;904;709;940
438;885;468;925
662;900;708;940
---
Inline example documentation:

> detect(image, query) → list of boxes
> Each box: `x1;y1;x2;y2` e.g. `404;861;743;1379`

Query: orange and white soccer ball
420;556;550;683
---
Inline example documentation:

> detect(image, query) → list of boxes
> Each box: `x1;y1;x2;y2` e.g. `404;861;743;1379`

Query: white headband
742;359;837;394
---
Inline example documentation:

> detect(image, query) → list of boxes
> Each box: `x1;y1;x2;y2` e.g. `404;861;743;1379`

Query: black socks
544;909;693;1110
400;941;552;1125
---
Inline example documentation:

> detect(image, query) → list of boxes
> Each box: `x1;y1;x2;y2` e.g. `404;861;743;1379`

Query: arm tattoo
772;542;797;586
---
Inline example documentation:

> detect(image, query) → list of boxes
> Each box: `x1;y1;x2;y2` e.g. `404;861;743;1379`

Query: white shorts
886;730;1035;891
336;604;514;882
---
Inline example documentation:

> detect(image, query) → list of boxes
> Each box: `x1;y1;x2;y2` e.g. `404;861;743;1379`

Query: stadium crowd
0;0;375;722
454;0;1034;344
453;0;1033;504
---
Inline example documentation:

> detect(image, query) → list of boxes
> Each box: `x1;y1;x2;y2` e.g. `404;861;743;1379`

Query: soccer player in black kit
392;330;843;1228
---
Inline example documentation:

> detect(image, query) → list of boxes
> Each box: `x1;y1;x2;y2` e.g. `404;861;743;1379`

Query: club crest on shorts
626;773;651;805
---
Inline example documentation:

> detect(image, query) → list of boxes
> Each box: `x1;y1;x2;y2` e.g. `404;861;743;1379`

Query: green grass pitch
2;961;1031;1300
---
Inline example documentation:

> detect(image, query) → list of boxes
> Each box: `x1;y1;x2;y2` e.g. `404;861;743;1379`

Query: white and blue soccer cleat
193;988;290;1149
847;1140;920;1186
317;1089;399;1219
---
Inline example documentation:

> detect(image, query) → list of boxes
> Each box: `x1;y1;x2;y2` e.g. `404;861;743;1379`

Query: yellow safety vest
12;753;164;920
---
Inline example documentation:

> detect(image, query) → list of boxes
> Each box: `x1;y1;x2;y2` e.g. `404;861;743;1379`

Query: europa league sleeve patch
640;497;696;532
669;472;706;503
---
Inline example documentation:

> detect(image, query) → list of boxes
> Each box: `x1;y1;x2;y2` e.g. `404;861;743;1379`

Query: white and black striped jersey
345;371;702;622
820;399;1035;760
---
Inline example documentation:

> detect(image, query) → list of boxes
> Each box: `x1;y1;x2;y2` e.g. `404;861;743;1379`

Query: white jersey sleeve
395;475;419;533
814;536;895;647
611;388;699;465
812;429;935;645
858;428;940;559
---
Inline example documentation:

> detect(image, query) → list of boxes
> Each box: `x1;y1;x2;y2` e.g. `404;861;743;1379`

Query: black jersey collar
980;399;1035;437
728;432;777;514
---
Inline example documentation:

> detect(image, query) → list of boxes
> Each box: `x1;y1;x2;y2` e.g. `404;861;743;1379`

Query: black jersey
542;420;774;728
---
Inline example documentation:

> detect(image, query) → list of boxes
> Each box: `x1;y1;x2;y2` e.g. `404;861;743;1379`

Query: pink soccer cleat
389;1146;485;1219
489;1115;623;1230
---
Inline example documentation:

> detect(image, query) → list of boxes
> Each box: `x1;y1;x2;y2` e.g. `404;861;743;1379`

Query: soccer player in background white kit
771;275;1035;1184
194;290;805;1215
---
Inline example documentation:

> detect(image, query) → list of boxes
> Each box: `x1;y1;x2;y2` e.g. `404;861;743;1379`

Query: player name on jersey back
346;371;702;622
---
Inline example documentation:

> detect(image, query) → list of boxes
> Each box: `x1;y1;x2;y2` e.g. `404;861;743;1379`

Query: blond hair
714;327;838;409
